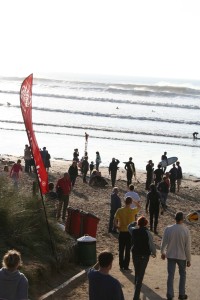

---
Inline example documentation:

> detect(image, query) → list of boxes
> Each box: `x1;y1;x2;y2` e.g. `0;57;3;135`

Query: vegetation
0;176;77;298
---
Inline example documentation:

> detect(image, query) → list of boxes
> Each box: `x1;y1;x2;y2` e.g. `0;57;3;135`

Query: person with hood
0;249;28;300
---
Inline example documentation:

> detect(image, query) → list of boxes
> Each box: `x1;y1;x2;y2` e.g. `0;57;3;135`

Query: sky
1;0;200;80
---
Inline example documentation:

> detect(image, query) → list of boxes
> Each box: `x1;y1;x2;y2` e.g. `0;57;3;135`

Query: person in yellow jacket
114;196;141;271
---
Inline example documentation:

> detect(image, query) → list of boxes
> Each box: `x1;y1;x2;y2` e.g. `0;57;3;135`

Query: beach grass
0;176;77;298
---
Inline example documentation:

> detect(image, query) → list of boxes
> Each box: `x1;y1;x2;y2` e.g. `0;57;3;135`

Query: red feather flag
20;74;48;194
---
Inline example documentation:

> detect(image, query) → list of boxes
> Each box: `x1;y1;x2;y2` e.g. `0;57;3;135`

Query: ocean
0;74;200;177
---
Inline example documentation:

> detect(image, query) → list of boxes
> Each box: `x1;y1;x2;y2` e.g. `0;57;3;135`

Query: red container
82;213;100;238
66;207;81;238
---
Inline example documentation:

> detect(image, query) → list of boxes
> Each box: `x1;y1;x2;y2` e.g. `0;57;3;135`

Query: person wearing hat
128;216;156;300
161;211;191;300
109;158;120;187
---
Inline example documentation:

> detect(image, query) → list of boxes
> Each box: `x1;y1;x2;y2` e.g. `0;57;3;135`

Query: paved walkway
40;251;200;299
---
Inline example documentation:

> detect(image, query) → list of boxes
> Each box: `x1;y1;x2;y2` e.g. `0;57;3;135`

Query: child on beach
10;159;23;188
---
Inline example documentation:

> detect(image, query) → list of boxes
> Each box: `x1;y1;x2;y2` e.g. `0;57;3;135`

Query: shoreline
1;153;200;182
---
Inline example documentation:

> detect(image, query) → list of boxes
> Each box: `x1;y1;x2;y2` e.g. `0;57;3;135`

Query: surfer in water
161;151;168;173
193;132;198;139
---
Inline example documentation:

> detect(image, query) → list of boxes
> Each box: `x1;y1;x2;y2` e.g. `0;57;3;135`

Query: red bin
66;207;81;238
82;213;100;238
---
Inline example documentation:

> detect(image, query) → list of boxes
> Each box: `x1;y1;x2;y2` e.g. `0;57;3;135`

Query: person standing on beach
0;249;29;300
41;147;51;172
68;161;78;187
73;148;79;162
125;184;141;209
128;216;156;300
109;158;120;187
109;187;122;233
145;160;154;190
88;251;124;300
81;156;89;183
146;184;161;234
157;176;169;211
176;161;182;192
169;163;177;193
89;161;95;175
114;196;141;271
124;157;136;186
56;172;71;222
95;151;101;171
154;164;164;186
10;159;23;189
161;211;191;300
24;144;32;173
161;151;168;173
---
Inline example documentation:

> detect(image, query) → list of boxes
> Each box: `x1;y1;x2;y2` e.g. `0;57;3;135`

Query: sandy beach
0;155;200;299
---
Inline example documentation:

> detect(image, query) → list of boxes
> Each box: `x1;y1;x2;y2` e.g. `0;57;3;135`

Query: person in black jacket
145;160;154;190
109;158;120;187
128;216;156;300
68;161;78;187
124;157;136;186
81;156;89;183
146;184;161;234
176;161;182;192
169;163;177;193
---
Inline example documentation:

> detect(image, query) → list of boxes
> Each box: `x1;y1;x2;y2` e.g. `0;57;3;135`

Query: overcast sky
1;0;200;80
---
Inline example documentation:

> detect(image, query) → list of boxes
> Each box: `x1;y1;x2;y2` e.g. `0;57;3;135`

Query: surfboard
186;210;200;224
158;156;178;167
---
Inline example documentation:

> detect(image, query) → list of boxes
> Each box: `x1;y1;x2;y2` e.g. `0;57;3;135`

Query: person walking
0;249;29;300
125;184;141;209
95;151;101;171
158;176;169;211
68;161;78;187
176;161;183;192
154;164;164;186
146;184;161;234
10;159;23;189
128;216;156;300
56;172;72;222
114;197;141;271
161;211;191;300
108;187;122;233
109;158;120;187
88;251;124;300
124;157;136;187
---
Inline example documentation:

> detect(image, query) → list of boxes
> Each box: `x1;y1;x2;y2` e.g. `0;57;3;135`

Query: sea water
0;74;200;177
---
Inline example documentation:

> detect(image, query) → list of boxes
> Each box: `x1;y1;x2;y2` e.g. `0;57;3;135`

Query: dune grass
0;176;77;298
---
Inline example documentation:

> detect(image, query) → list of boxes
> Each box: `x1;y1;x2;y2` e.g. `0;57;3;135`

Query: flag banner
20;74;48;194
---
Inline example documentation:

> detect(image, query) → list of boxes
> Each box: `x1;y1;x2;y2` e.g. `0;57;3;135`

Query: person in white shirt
161;211;191;300
125;184;141;209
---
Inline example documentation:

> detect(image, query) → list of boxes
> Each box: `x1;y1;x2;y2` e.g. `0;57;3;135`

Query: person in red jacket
56;172;72;222
10;159;23;188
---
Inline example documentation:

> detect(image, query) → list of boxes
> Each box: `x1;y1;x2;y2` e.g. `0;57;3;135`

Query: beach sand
1;155;200;299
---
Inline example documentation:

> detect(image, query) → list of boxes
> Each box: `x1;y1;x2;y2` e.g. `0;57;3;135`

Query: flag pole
20;74;58;265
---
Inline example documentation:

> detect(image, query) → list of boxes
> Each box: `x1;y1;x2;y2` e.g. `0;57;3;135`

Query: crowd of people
2;145;191;300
